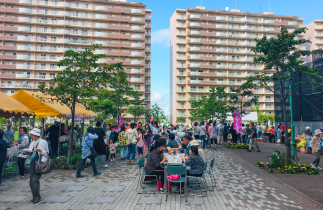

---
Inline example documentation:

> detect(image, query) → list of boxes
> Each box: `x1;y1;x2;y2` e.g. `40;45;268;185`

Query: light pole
289;72;295;157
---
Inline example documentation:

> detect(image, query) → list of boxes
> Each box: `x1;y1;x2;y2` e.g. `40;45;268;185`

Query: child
109;139;116;161
137;128;144;159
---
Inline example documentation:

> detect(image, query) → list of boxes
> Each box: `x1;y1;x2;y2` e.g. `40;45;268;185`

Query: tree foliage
176;117;186;123
246;27;321;162
190;86;232;122
255;106;275;126
150;103;165;123
39;44;111;163
230;81;258;117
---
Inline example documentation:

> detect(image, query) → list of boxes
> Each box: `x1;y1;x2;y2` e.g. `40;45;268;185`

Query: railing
176;81;186;84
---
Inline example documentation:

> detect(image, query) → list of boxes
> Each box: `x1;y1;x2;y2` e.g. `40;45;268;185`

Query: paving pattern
0;147;322;210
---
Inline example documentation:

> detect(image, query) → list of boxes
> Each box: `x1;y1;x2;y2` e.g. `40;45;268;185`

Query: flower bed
224;143;255;150
256;150;321;175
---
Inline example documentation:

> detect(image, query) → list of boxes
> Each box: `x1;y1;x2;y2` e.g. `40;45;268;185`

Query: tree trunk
117;89;120;125
67;95;76;164
282;103;291;164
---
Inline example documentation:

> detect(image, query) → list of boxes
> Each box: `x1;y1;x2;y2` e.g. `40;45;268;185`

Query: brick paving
0;145;322;210
227;141;323;205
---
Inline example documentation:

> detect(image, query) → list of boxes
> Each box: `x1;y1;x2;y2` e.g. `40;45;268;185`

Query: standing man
46;122;60;159
310;129;322;170
248;123;260;152
0;129;7;186
4;122;14;146
257;123;263;138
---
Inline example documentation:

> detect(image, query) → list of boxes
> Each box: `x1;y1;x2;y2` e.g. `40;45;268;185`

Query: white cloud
151;91;170;117
151;28;170;47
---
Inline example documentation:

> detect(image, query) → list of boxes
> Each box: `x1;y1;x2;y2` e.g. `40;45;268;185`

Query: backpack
113;131;119;143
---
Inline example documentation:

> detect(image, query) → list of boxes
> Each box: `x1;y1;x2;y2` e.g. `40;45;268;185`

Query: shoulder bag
35;153;53;174
84;137;98;159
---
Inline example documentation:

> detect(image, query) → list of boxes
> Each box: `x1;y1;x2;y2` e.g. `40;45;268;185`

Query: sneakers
101;165;108;168
214;148;217;151
257;150;260;152
317;166;323;170
76;175;84;178
247;150;251;152
94;171;101;176
310;163;315;167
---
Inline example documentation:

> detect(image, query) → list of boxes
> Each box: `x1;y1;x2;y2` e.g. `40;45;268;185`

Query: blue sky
128;0;323;116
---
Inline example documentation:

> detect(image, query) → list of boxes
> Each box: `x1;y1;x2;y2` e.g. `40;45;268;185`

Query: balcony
131;26;142;31
131;60;142;65
177;97;186;101
93;40;107;46
94;50;107;54
0;83;39;89
131;43;142;48
177;106;186;109
190;39;201;43
131;9;142;13
217;81;227;84
177;16;186;20
190;47;200;51
95;5;107;10
189;63;200;67
176;114;186;117
216;16;226;21
131;17;142;22
131;34;142;39
263;20;275;24
145;64;151;68
189;23;200;27
95;23;108;28
217;73;227;76
131;52;142;56
130;78;142;82
131;69;142;74
190;14;201;19
92;32;107;37
176;80;186;84
94;14;107;19
190;55;201;59
288;21;297;25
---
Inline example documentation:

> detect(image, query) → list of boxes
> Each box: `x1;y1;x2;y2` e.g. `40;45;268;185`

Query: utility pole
289;72;295;157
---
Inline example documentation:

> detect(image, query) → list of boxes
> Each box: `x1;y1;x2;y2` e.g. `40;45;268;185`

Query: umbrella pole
41;117;45;138
58;118;61;157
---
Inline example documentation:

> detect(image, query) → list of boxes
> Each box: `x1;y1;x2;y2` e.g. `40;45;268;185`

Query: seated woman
190;140;205;162
144;139;168;191
180;146;204;177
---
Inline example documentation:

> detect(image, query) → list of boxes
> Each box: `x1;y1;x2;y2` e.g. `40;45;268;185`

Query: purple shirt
144;149;162;174
210;126;218;139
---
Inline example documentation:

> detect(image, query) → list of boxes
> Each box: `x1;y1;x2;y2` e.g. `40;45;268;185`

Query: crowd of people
0;119;322;202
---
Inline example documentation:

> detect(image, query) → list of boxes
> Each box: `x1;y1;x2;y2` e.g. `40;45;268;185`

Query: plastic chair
137;159;157;192
187;160;208;195
166;165;187;202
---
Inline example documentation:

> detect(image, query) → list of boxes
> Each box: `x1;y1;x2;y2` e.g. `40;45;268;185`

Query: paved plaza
0;143;322;210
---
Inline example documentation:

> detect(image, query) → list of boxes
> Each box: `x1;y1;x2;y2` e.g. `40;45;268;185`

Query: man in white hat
310;129;322;170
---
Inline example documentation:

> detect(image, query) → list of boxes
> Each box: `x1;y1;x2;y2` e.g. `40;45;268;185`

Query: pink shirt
137;133;144;147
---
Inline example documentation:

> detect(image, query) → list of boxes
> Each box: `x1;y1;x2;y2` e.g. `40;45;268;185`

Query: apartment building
170;6;304;124
0;0;151;122
305;20;323;63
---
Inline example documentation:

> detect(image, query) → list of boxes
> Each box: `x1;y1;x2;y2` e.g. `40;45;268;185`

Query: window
82;4;89;9
210;78;215;81
51;10;57;15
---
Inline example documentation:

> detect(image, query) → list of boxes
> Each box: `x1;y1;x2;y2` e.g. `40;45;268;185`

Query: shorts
138;147;143;154
210;138;217;144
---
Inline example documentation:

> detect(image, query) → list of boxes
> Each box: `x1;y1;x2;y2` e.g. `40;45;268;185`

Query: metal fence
274;49;323;122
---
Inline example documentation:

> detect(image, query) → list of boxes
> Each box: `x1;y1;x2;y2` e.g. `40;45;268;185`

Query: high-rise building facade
305;20;323;63
170;6;304;124
0;0;151;122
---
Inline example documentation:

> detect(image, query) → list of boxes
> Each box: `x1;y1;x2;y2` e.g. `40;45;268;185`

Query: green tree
246;27;321;162
88;95;116;121
230;81;258;117
126;93;145;123
150;103;165;122
255;106;275;127
190;86;232;123
102;65;140;124
0;117;7;129
176;116;186;124
39;44;111;163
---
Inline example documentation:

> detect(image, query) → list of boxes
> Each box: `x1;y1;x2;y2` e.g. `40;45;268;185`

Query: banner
233;111;241;133
83;115;95;121
151;115;153;122
66;114;82;121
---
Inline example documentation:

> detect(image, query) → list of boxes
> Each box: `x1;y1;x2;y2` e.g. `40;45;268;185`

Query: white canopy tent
226;112;258;122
